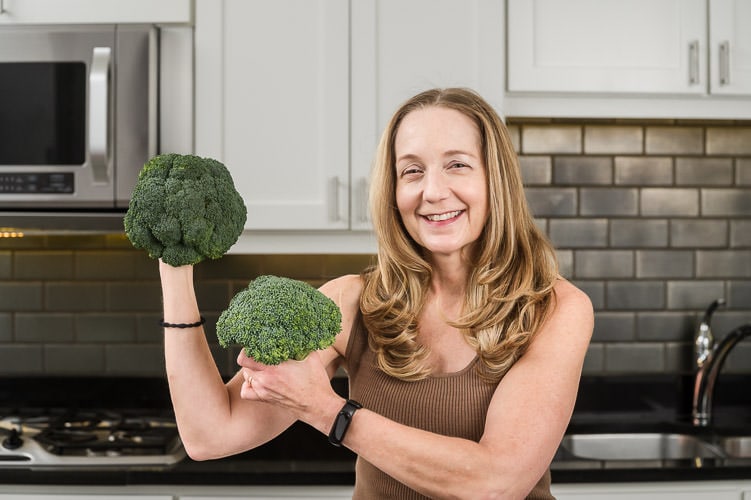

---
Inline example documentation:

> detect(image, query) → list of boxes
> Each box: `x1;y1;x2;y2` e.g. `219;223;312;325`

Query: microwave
0;24;168;230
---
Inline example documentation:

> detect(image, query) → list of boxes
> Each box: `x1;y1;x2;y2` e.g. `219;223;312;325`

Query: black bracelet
328;399;362;447
159;316;206;329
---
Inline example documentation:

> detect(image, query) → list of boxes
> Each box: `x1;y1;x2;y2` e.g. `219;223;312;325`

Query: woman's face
394;106;488;259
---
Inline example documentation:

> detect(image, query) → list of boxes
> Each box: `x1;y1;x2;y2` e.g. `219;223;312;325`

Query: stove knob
2;428;23;450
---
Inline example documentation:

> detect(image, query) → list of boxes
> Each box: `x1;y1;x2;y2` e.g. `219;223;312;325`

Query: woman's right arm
160;260;298;460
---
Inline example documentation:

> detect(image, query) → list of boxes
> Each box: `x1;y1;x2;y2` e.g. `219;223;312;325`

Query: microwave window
0;62;86;166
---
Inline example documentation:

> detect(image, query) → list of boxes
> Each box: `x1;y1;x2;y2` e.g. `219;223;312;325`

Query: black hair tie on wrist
159;316;206;329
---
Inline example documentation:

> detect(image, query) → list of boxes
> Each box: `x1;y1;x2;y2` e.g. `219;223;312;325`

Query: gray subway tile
195;281;234;311
731;220;751;247
614;157;673;185
610;219;668;248
15;313;75;342
76;314;137;343
107;283;163;312
507;125;521;152
581;188;639;216
556;250;574;278
105;344;166;375
675;157;733;186
519;156;552;185
706;127;751;155
697;250;751;277
607;281;665;310
645;126;704;155
671;219;728;248
0;282;42;311
0;345;43;374
0;251;10;279
738;158;751;185
666;281;726;310
592;312;635;342
522;125;582;154
524;187;577;216
44;345;105;374
553;156;612;185
584;125;643;154
636;250;694;278
665;343;693;373
549;219;608;248
702;188;751;216
0;313;11;341
724;342;751;373
637;312;695;341
75;251;138;280
641;188;699;216
605;343;665;373
728;281;751;309
14;251;74;280
575;250;634;279
46;283;106;312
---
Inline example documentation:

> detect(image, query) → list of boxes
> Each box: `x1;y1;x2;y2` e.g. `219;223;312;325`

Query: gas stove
0;407;185;469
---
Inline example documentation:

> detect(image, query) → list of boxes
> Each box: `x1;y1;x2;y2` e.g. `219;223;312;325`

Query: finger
236;350;267;370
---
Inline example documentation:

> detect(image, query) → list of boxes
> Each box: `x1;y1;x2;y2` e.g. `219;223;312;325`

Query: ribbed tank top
345;312;553;499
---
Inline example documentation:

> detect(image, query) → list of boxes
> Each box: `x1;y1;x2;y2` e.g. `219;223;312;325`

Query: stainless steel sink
559;433;723;461
719;436;751;458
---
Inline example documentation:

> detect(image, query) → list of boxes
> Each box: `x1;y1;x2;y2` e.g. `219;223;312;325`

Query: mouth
423;210;464;222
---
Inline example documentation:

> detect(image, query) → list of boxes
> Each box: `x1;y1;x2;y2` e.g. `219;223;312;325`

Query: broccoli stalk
124;153;247;267
216;275;342;365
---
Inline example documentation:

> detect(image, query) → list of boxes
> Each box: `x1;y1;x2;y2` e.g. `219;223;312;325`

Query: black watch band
328;399;362;447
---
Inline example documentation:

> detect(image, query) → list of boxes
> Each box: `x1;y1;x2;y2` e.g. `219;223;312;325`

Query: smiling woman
159;87;593;500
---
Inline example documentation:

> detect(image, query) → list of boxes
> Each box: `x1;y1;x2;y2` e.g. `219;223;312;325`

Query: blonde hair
360;88;559;383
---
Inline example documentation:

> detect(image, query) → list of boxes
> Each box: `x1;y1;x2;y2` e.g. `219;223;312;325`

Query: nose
423;169;449;202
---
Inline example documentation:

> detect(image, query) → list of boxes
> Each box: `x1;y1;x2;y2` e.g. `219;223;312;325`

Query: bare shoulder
534;279;594;351
318;274;364;359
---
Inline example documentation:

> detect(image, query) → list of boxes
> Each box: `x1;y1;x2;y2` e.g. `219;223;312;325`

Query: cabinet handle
688;40;700;85
89;47;112;184
357;178;370;223
0;0;6;15
329;176;342;222
719;41;730;86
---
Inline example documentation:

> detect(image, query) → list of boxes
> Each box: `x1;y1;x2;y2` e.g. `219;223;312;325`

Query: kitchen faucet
692;297;751;426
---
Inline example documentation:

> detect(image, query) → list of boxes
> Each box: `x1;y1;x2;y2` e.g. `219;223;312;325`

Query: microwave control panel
0;173;74;194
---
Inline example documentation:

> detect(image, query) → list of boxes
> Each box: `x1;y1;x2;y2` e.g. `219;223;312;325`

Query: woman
160;88;593;499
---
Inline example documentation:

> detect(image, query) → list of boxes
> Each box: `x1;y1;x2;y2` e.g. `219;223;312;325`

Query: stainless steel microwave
0;24;160;229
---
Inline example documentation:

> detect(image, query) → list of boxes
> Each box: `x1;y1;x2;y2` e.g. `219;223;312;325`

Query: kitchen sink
559;433;723;461
719;436;751;458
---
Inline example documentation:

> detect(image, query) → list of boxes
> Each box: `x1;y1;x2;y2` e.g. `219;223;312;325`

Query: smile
424;210;463;222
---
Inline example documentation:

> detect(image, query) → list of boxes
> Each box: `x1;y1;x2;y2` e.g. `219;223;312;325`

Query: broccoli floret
216;275;342;365
123;153;247;267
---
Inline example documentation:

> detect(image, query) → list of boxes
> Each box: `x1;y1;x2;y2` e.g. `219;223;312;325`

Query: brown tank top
345;312;553;499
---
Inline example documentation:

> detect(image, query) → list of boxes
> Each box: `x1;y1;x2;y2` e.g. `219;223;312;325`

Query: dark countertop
2;375;750;486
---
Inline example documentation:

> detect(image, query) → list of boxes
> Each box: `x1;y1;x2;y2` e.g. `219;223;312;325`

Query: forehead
394;106;481;155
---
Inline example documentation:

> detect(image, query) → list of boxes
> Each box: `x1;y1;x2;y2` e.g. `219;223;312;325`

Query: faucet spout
692;324;751;427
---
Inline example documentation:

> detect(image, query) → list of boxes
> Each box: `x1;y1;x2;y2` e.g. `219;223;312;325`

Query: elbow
181;440;219;462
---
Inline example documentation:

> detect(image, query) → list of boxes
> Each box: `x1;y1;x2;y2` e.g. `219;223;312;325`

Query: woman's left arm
245;280;593;500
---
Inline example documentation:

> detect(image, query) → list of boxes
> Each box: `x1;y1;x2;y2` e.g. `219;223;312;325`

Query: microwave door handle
89;47;111;183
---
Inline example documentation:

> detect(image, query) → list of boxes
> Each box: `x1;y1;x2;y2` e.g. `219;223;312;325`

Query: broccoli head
123;153;247;267
216;275;342;365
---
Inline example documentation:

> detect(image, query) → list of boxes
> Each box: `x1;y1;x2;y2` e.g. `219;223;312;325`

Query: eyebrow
395;150;478;163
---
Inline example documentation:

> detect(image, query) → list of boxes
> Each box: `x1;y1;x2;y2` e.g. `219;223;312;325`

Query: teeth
426;210;462;222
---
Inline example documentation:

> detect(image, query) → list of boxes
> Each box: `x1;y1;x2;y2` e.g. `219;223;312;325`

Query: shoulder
529;279;593;355
318;274;363;359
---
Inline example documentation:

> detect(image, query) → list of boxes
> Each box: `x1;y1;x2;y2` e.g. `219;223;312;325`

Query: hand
237;350;343;429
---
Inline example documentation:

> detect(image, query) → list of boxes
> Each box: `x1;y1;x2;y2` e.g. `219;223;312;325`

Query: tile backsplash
0;120;748;378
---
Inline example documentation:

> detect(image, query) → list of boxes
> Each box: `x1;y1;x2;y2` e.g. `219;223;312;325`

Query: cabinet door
710;0;751;94
507;0;706;94
350;0;504;230
0;0;190;24
195;0;350;230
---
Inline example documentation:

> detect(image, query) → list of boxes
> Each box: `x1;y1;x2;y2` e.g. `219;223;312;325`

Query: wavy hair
360;88;559;383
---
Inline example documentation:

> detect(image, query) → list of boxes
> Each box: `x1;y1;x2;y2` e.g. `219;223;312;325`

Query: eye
399;164;423;177
448;162;470;170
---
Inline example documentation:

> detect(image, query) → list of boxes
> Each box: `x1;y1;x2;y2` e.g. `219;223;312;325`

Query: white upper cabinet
195;0;350;231
0;0;191;24
507;0;706;94
350;0;504;231
709;0;751;95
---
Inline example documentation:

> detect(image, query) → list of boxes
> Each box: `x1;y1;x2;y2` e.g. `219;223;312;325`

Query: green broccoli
216;275;342;365
123;153;247;267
